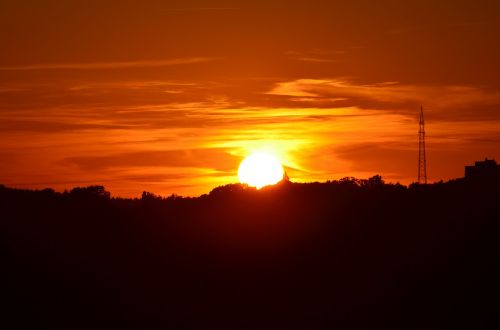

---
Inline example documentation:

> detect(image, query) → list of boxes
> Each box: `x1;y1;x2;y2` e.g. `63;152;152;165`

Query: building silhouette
464;158;500;180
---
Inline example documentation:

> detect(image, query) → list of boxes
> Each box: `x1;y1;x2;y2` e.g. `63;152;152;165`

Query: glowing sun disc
238;153;284;189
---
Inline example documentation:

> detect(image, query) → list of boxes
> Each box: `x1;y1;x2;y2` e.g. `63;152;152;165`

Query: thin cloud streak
0;57;221;71
296;57;336;63
267;79;500;117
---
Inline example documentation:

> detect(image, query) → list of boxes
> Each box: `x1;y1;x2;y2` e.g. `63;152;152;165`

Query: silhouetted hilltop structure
1;172;499;329
465;158;500;181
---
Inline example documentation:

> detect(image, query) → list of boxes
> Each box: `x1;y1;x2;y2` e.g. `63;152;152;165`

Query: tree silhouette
0;173;498;329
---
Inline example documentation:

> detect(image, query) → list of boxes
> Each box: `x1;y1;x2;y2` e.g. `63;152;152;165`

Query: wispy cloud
387;21;492;35
0;57;221;71
63;149;240;172
296;57;335;63
285;49;344;64
267;79;500;119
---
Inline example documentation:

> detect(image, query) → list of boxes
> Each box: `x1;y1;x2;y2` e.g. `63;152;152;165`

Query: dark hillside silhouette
1;173;499;329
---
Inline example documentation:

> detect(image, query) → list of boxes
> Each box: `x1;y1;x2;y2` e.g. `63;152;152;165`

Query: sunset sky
1;0;500;197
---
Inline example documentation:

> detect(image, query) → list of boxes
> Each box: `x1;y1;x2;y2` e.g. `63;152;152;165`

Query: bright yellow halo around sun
238;152;284;189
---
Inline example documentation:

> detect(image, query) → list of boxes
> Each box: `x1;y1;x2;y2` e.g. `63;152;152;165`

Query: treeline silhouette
1;175;498;329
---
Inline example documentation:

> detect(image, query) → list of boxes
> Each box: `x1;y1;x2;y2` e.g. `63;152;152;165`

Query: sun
238;152;284;189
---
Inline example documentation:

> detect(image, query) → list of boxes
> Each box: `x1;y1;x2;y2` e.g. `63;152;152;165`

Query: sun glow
238;153;284;189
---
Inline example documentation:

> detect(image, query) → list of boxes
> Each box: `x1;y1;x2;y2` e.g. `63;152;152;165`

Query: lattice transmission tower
418;106;427;184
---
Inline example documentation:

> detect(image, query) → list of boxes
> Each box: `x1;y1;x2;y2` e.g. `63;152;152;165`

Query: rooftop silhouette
465;158;500;181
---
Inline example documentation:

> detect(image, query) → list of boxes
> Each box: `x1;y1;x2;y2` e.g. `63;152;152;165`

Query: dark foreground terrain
1;176;499;329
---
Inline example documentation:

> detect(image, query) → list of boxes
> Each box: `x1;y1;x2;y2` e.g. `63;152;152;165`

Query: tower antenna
418;106;427;184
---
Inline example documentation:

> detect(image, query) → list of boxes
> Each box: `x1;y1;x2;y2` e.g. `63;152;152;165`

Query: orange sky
1;0;500;197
